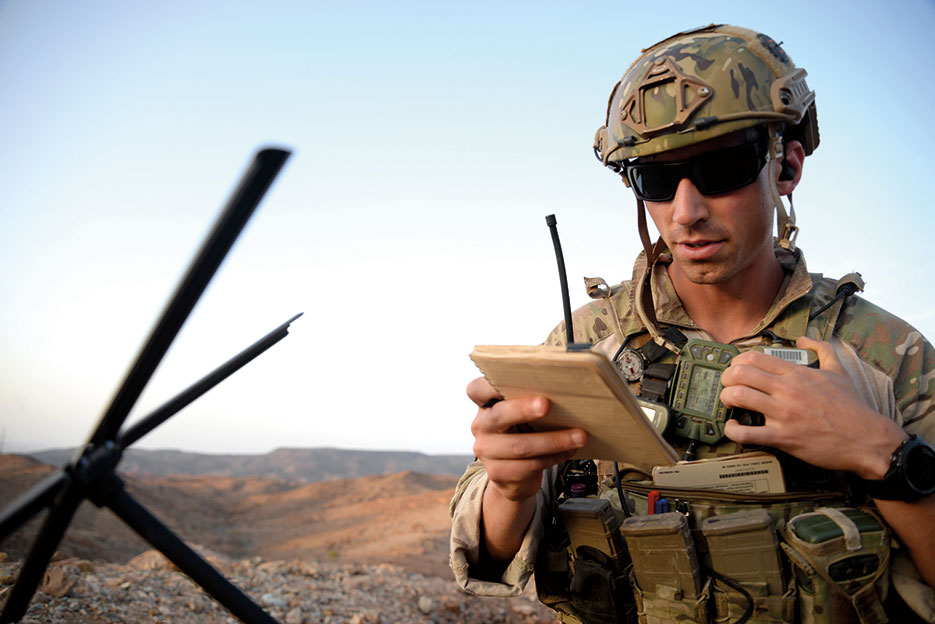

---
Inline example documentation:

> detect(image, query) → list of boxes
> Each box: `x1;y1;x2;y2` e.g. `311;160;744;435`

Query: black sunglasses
625;139;769;202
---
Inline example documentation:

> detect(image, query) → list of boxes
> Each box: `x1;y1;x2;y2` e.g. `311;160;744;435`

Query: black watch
860;435;935;503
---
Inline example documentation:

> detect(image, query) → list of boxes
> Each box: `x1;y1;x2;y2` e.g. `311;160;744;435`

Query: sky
1;1;933;457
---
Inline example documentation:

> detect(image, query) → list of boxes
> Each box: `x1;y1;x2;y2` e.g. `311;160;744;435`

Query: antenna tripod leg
0;485;84;623
101;478;278;624
0;470;70;541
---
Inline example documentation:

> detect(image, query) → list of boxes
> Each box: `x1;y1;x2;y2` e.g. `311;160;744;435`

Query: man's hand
719;336;906;479
469;376;587;500
467;376;586;564
720;337;935;587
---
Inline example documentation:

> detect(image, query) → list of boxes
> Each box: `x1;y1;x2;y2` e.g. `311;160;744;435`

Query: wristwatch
860;435;935;503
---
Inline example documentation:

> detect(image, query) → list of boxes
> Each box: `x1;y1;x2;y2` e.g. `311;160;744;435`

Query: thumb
796;336;843;373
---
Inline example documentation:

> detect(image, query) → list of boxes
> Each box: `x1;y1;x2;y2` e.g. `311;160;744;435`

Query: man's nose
671;177;709;226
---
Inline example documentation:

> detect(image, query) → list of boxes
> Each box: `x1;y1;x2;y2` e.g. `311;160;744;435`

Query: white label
652;452;786;494
762;347;809;365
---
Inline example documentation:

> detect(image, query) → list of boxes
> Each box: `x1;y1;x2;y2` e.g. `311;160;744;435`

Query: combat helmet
594;24;818;253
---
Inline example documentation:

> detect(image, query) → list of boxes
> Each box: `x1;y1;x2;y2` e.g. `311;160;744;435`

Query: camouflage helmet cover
594;24;819;167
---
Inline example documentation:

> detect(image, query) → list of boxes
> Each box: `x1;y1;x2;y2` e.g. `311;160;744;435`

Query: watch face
616;349;645;381
906;440;935;493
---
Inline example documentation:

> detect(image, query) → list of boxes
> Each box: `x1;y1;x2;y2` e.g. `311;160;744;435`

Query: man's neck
668;255;785;344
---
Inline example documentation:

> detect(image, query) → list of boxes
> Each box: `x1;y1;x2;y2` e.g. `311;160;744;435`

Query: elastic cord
612;462;632;518
705;567;754;624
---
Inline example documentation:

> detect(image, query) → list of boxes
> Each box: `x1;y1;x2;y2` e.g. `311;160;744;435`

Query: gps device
670;339;739;444
669;340;817;444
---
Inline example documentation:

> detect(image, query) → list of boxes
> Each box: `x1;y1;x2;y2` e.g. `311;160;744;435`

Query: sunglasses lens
628;141;766;201
628;165;676;201
693;143;763;195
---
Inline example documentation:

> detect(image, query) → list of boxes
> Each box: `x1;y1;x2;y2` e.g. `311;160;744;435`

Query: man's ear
776;140;805;195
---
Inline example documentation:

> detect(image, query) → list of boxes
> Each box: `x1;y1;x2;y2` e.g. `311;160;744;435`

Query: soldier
450;25;935;624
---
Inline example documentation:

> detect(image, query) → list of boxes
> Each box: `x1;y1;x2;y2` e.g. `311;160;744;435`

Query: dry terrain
0;454;557;623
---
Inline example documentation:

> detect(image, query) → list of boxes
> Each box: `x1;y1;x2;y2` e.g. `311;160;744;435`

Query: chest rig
592;265;865;461
534;271;905;624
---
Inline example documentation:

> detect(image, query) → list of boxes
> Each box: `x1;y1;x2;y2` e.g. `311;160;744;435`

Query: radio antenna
545;214;589;351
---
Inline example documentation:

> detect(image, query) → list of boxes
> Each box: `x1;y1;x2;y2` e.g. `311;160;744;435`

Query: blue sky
1;1;933;456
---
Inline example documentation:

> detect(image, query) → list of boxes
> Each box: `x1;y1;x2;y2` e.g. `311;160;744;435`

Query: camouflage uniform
449;246;935;622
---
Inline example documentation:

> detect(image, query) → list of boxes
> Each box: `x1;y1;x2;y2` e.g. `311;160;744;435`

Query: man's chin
685;272;728;285
673;259;731;285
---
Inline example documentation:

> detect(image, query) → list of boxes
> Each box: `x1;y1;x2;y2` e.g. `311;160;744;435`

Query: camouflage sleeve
448;460;557;597
834;296;935;445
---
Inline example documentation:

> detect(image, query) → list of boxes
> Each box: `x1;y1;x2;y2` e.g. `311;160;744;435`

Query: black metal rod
105;484;279;624
0;484;84;623
0;470;70;541
117;313;302;450
91;148;291;445
545;214;575;346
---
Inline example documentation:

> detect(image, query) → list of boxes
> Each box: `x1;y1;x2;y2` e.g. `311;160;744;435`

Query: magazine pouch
621;512;709;623
781;507;890;624
702;509;796;623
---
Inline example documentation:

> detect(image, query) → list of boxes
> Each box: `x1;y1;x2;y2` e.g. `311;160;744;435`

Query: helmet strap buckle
779;219;799;251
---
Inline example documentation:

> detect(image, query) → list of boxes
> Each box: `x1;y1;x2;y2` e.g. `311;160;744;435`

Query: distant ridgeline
26;448;475;483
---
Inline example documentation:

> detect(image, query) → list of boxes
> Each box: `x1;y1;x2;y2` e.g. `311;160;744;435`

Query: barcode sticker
762;347;809;365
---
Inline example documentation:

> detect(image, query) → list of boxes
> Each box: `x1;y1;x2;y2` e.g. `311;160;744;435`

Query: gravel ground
0;550;559;624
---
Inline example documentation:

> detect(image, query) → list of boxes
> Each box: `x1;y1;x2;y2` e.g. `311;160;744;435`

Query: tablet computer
470;345;680;471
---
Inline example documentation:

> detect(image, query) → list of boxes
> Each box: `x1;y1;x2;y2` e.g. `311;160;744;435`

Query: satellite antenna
0;148;296;623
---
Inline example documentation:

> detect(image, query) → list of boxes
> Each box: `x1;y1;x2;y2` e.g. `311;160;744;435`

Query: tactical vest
533;274;916;624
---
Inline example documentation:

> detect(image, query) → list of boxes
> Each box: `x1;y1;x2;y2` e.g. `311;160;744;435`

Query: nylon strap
767;126;799;251
634;197;675;350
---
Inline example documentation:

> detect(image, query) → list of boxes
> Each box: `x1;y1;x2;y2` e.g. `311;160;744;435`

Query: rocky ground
0;454;560;623
0;549;555;624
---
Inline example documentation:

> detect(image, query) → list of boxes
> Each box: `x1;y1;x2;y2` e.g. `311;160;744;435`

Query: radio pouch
781;507;890;624
534;515;573;611
559;498;634;624
570;547;628;624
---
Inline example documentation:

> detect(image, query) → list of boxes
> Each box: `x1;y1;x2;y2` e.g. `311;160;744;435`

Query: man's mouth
681;240;721;248
677;239;725;260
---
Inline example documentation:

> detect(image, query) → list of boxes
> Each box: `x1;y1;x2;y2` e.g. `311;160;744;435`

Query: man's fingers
719;382;778;414
474;428;587;461
466;376;500;406
472;394;550;435
728;349;797;375
722;360;782;394
724;418;774;446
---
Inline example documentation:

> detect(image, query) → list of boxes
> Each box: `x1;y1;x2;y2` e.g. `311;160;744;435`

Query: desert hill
26;447;474;482
0;453;458;578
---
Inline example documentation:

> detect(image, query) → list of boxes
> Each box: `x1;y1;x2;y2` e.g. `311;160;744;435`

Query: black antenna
0;148;296;624
545;214;590;351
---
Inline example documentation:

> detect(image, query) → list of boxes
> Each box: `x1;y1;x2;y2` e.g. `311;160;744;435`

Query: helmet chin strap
768;125;799;251
634;196;680;351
